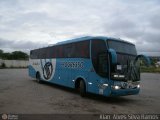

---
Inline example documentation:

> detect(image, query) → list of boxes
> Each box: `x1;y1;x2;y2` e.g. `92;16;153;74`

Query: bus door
88;40;110;95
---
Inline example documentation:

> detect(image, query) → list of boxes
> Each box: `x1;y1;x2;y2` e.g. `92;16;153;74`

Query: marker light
103;84;108;87
114;75;118;78
113;74;125;78
119;75;125;78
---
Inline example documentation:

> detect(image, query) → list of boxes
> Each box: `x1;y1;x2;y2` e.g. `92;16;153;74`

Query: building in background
0;59;28;68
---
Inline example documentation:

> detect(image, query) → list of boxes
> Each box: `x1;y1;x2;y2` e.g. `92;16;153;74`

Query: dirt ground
0;69;160;114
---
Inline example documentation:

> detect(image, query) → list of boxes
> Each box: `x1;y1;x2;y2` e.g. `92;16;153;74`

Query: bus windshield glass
108;40;137;55
107;39;140;82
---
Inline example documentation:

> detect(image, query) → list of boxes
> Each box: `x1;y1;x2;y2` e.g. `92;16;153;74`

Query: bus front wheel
36;72;42;83
80;80;86;97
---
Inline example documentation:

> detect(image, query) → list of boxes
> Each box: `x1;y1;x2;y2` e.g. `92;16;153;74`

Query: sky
0;0;160;56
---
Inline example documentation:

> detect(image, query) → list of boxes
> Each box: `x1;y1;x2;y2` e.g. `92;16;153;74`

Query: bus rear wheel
36;72;42;83
79;80;86;97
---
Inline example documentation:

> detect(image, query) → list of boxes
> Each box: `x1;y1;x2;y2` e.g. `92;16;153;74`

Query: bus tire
36;72;42;83
80;80;86;97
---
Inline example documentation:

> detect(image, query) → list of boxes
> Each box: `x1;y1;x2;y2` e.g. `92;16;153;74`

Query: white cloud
0;0;160;56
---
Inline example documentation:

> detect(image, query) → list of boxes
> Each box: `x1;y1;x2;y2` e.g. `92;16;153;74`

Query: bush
141;66;160;73
1;63;6;68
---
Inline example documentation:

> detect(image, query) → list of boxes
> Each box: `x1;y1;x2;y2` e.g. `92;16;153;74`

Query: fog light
115;86;120;89
137;84;140;88
112;85;120;90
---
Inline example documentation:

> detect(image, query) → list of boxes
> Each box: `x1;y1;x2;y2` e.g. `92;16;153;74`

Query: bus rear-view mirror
134;54;151;66
108;49;117;65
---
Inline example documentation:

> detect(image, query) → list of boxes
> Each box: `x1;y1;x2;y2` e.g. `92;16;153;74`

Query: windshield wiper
125;61;140;82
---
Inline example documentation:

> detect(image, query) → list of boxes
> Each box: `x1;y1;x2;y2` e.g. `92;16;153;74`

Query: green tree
0;50;29;60
11;51;29;60
150;58;157;66
2;52;12;60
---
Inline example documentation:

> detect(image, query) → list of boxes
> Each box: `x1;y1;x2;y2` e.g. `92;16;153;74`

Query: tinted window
91;40;107;75
74;40;90;58
91;40;107;60
46;46;56;58
108;40;137;55
64;44;73;58
39;48;47;58
62;40;90;58
30;50;37;59
30;40;90;59
56;45;64;58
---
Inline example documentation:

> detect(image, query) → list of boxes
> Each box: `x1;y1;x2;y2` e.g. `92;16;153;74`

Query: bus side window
64;43;74;58
32;50;38;59
56;45;64;58
72;41;89;58
63;41;90;58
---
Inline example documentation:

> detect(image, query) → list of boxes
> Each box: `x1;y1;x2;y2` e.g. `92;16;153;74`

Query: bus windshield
107;39;140;82
108;40;137;55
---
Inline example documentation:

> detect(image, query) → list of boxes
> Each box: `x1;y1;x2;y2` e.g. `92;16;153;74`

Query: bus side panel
28;59;56;81
50;58;70;87
28;65;36;78
48;58;112;97
29;58;112;97
39;59;56;81
50;58;90;88
28;59;40;78
69;58;91;89
87;70;111;96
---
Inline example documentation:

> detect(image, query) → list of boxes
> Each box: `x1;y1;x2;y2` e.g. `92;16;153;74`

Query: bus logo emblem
43;62;53;80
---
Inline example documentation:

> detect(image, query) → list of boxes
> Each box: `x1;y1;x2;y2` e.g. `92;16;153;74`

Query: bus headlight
137;84;140;88
112;85;121;90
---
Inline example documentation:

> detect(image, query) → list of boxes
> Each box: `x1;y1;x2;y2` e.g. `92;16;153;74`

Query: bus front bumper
110;88;140;96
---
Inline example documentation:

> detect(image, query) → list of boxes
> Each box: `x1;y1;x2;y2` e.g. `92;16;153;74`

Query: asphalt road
0;69;160;114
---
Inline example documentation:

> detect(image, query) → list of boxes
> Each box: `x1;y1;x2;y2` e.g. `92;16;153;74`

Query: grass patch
141;66;160;73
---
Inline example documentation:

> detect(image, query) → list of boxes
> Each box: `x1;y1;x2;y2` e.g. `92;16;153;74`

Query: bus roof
31;36;135;51
55;36;135;46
